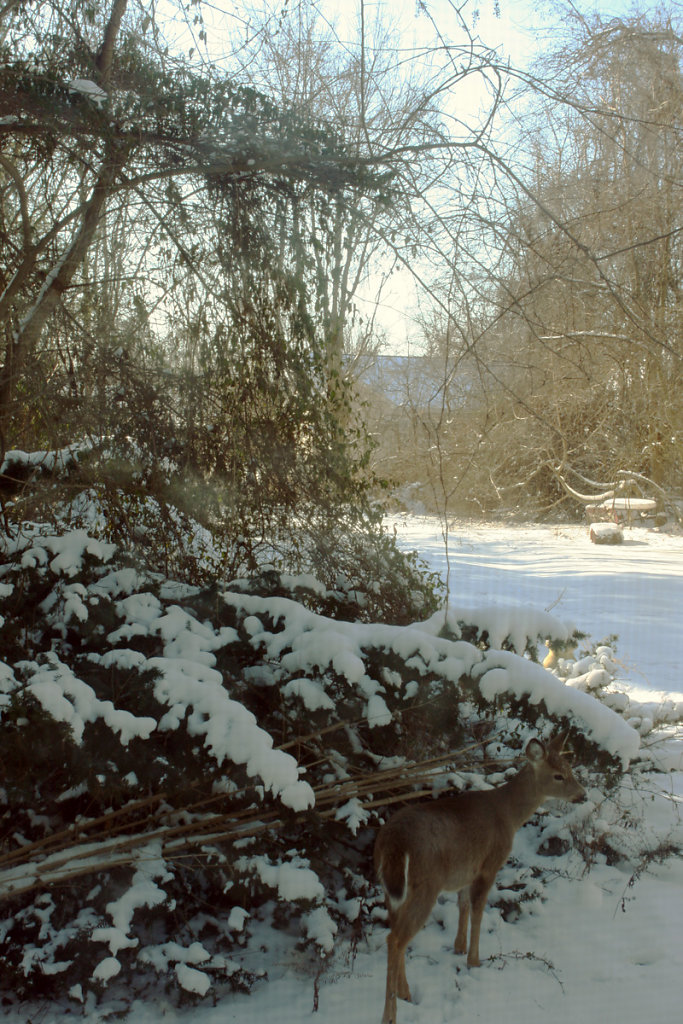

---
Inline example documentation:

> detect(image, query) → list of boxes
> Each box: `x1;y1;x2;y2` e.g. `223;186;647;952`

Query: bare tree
370;5;682;521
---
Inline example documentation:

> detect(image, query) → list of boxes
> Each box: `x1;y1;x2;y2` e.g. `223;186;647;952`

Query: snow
335;797;369;835
473;650;641;763
91;584;315;812
431;602;576;652
67;78;108;108
175;962;211;997
146;652;315;811
237;855;325;902
227;907;249;932
92;957;121;983
24;654;157;746
302;905;337;953
2;514;681;1023
391;516;683;695
219;588;641;754
366;692;393;727
11;527;117;578
0;444;83;476
283;676;336;711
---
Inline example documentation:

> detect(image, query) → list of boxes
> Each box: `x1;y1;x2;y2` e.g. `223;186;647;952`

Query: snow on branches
0;513;654;1005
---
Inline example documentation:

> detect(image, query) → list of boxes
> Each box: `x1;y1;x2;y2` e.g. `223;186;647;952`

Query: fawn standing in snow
374;732;587;1024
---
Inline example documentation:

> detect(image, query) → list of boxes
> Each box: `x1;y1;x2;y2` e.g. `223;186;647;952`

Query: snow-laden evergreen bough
0;517;672;1010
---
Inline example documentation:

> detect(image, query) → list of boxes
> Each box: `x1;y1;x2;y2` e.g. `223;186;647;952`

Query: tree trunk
0;140;130;450
0;0;130;456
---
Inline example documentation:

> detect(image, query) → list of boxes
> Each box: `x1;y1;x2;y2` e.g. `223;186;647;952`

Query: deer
374;732;587;1024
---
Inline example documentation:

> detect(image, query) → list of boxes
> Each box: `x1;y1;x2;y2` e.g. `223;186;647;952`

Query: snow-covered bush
0;444;441;626
4;463;679;1010
544;634;683;764
0;502;655;1010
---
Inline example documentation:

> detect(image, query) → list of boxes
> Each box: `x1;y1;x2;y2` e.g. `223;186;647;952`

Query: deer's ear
525;738;545;762
549;730;570;754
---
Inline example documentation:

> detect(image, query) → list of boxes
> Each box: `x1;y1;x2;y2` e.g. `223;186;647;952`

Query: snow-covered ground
8;517;683;1024
389;516;683;704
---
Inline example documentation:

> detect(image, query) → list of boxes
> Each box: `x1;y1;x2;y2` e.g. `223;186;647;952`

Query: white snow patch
25;655;156;746
302;905;337;953
283;677;335;711
236;855;325;902
366;693;393;727
148;654;314;811
175;962;211;996
68;78;108;107
227;907;249;932
335;798;369;835
92;957;121;982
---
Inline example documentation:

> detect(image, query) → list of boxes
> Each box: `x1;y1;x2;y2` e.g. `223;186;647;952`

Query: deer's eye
553;773;565;781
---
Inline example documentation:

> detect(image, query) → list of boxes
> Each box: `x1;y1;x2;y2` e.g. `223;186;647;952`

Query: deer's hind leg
382;883;439;1023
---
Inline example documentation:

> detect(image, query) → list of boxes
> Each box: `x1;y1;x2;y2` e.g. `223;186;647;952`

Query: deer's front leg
454;888;470;955
466;874;494;968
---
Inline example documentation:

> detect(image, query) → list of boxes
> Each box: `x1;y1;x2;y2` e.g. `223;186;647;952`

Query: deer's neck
499;765;545;829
